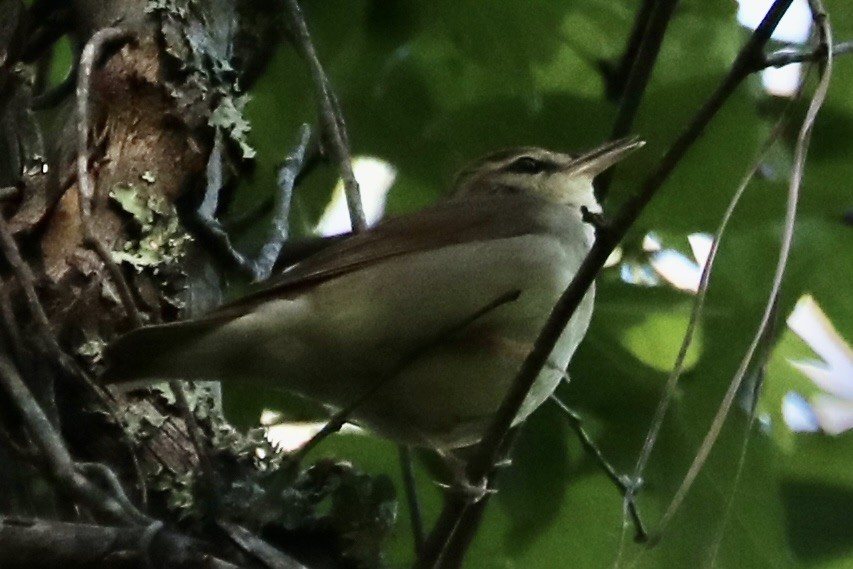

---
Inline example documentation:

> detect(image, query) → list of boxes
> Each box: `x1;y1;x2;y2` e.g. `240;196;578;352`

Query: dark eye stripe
504;156;557;174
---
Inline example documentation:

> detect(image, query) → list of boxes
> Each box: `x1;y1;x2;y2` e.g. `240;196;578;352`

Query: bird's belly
230;233;593;448
352;332;582;449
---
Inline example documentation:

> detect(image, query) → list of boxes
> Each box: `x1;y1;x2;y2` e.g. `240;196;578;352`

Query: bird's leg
549;394;648;542
434;448;497;504
433;441;517;504
191;125;314;281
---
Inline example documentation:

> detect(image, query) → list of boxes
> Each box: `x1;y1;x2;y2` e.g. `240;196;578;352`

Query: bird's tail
102;319;220;386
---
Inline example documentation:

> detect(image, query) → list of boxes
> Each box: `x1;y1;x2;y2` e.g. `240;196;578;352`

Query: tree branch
282;0;366;232
219;521;309;569
758;39;851;69
598;0;680;201
605;0;656;100
0;516;245;569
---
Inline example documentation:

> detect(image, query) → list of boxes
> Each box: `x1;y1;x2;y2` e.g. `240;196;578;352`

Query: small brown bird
104;137;643;449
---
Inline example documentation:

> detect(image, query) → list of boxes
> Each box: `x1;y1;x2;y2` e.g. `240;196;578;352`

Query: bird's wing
208;195;554;320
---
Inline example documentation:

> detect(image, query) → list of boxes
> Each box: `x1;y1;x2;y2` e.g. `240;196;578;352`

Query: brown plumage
104;137;643;449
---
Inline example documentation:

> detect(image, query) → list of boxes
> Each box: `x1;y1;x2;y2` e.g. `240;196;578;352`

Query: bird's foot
435;477;496;504
436;450;498;504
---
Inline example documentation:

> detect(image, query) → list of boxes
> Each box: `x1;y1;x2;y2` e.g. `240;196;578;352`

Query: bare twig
75;27;142;328
1;183;128;425
400;446;426;555
606;0;656;100
598;0;680;201
0;214;80;379
0;276;26;363
614;91;805;563
282;0;366;232
0;516;245;569
192;129;259;277
194;125;313;280
219;521;309;569
657;0;832;532
0;351;150;525
758;39;851;69
76;462;148;521
433;488;490;569
2;194;149;502
415;2;797;567
550;396;647;542
705;300;778;567
255;124;313;278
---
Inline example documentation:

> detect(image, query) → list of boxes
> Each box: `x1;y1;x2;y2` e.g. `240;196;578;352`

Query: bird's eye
506;156;548;174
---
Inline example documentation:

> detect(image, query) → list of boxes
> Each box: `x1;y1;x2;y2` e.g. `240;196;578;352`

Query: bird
103;137;644;450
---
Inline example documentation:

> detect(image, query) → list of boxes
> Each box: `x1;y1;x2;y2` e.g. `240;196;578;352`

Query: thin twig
550;396;647;542
416;2;797;567
1;169;127;425
193;128;250;275
400;446;426;555
437;498;490;569
0;351;150;525
0;275;26;364
282;0;366;232
704;300;778;568
2;194;150;503
76;462;148;522
606;0;656;100
758;39;851;69
614;84;806;565
193;125;313;280
0;213;56;350
256;124;312;279
75;27;142;328
657;0;832;533
219;520;309;569
0;213;80;378
0;516;246;569
598;0;680;201
611;0;680;138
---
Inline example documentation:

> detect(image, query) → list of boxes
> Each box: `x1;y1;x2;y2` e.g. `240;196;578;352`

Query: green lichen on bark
109;183;192;272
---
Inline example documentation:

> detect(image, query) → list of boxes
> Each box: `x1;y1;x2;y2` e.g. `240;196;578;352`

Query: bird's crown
452;137;644;213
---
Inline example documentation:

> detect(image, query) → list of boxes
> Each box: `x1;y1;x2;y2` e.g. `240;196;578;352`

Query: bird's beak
562;136;645;177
